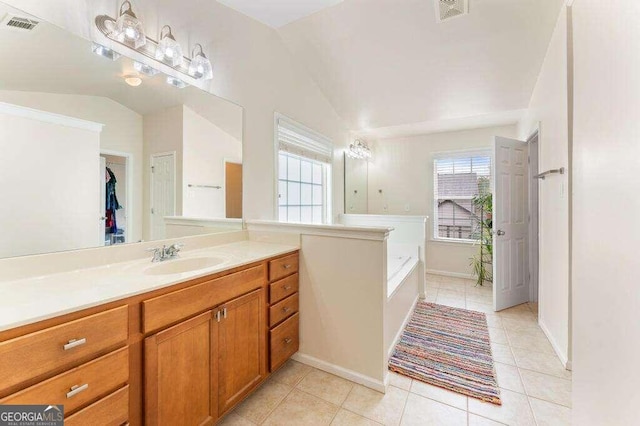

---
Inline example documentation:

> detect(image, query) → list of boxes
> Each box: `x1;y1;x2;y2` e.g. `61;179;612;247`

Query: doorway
150;152;176;240
225;161;243;219
528;132;540;303
100;151;132;246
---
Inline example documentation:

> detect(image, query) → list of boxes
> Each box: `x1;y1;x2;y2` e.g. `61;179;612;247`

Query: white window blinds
433;152;491;240
277;116;333;164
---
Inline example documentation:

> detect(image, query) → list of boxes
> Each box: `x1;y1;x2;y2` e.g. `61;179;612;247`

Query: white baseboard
538;319;570;369
292;353;386;393
387;295;420;359
425;269;474;280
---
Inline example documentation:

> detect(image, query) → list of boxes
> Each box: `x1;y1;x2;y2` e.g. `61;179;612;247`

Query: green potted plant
469;190;493;286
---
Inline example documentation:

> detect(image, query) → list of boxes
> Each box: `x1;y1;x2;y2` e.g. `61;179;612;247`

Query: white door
493;136;529;311
150;153;176;240
100;156;106;245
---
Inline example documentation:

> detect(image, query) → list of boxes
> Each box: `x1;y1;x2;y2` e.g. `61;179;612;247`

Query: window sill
430;238;478;246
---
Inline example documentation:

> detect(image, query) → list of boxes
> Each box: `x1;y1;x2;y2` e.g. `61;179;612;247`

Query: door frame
101;149;134;243
527;126;541;304
150;151;177;240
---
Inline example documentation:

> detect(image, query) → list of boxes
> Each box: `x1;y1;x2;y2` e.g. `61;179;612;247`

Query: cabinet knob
66;383;89;398
283;285;292;291
63;338;87;351
282;307;291;313
283;338;293;345
283;264;292;269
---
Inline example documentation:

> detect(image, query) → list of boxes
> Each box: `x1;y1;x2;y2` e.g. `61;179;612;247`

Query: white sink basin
144;257;227;276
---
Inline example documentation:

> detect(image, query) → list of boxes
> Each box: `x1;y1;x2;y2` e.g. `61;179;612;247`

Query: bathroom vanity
0;243;300;425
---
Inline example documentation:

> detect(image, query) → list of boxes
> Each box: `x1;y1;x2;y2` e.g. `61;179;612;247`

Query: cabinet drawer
143;265;265;333
270;313;299;371
268;253;299;282
65;385;129;426
269;293;299;328
0;347;129;414
269;274;299;305
0;306;128;391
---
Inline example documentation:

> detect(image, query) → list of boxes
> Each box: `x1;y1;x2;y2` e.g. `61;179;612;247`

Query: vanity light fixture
347;139;372;160
166;76;188;89
155;25;183;67
110;0;146;49
91;42;121;60
133;61;160;76
124;75;142;87
188;44;213;80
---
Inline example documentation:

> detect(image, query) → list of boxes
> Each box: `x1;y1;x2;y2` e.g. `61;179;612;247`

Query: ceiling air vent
1;13;39;31
436;0;468;23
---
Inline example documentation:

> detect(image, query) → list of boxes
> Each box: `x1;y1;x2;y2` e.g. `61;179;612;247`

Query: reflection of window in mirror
433;151;492;242
275;115;333;224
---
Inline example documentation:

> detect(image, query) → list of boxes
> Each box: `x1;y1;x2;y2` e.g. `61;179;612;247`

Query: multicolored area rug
389;301;501;405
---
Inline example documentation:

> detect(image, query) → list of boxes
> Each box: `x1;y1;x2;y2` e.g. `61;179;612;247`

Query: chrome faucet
147;243;185;262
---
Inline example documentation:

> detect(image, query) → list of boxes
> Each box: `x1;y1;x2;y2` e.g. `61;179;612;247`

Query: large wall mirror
0;2;243;259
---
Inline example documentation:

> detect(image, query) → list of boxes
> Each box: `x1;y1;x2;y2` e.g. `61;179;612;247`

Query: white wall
518;7;571;366
142;105;183;240
0;106;101;257
0;90;144;243
367;125;518;276
572;1;640;424
182;105;242;218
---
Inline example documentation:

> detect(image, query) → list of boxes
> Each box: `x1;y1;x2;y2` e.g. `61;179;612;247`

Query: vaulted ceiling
275;0;565;134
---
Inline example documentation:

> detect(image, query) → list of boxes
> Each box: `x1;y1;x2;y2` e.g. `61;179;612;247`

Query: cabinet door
145;311;216;426
217;288;266;415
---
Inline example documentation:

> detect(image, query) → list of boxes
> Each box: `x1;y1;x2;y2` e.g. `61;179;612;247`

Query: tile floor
222;274;571;426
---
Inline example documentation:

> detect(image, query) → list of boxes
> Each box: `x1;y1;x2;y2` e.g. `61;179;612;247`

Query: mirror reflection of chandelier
346;139;372;160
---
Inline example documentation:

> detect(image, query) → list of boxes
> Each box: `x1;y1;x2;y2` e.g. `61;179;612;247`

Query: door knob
496;230;505;236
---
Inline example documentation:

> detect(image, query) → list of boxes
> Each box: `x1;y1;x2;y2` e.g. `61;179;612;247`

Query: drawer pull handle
67;383;89;398
63;338;87;351
283;285;292;291
283;338;293;345
222;307;227;319
282;264;292;269
282;307;291;313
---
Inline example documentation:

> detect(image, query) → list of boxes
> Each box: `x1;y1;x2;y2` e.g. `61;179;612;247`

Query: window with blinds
276;115;333;224
433;152;492;241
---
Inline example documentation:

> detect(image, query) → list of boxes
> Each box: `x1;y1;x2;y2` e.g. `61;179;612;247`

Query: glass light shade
155;29;183;67
166;76;188;89
188;53;213;80
110;2;146;49
347;140;372;160
134;61;159;76
91;43;121;61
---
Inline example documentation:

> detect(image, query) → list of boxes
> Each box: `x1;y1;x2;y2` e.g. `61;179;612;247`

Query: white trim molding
246;220;392;241
292;353;386;393
0;101;104;132
425;269;475;280
538;318;570;369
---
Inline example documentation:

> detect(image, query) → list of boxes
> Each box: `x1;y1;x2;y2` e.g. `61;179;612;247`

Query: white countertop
0;241;298;332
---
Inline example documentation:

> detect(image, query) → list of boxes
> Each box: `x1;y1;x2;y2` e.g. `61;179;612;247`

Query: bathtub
387;243;419;297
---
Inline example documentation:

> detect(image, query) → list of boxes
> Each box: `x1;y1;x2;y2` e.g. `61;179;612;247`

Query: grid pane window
278;151;327;224
434;154;492;241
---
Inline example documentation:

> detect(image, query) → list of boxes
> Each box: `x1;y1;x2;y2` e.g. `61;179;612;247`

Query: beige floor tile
331;409;383;425
425;273;443;283
468;414;508;426
501;317;539;333
409;379;467;410
400;393;466;426
438;288;466;298
468;388;536;426
505;328;555;355
511;348;571;379
271;360;313;386
425;292;437;302
466;293;494;305
484;314;503;329
388;372;412;391
233;380;293;424
466;302;495;314
488;327;509;345
262;389;339;426
491;343;516;366
438;281;468;292
436;297;466;309
528;397;571;426
342;384;408;426
493;362;524;394
297;369;355;406
218;412;257;425
519;369;571;407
